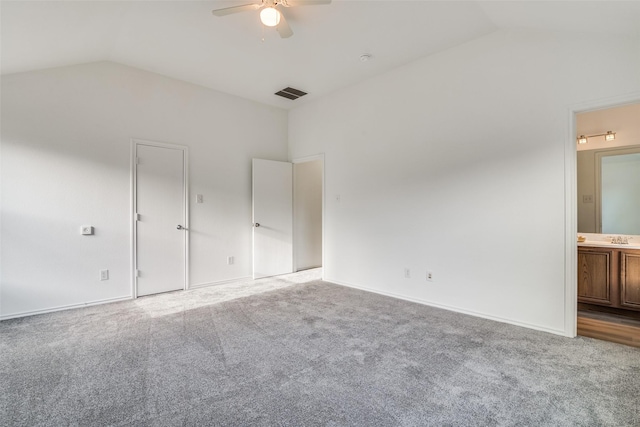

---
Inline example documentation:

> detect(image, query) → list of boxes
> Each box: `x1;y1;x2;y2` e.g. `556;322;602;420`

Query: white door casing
252;159;293;279
133;141;188;297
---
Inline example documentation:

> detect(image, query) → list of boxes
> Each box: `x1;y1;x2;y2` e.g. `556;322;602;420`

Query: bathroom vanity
578;241;640;311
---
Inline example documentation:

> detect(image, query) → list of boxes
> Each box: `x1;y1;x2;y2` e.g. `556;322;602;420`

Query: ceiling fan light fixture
260;7;281;27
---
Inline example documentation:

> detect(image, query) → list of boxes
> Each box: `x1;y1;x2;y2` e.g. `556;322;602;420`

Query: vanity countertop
577;233;640;249
578;241;640;250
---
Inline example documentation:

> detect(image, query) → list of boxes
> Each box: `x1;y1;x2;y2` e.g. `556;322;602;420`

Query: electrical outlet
426;271;433;281
100;269;109;281
81;226;94;235
227;256;234;265
196;194;204;204
404;268;411;279
582;195;593;203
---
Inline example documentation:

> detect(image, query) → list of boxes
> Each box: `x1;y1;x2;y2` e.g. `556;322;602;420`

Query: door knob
177;225;186;230
254;223;260;228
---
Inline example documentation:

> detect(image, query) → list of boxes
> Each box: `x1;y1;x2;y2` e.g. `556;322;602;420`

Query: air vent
275;87;307;100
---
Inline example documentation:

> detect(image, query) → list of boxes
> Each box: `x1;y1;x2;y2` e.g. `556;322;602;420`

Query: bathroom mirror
577;145;640;235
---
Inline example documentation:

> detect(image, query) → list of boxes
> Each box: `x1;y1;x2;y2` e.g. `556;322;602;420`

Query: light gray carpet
1;269;639;426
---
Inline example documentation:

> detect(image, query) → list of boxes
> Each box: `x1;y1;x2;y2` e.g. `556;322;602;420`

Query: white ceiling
2;1;639;109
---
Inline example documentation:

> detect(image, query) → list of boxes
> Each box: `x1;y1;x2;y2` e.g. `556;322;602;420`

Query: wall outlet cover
81;226;94;235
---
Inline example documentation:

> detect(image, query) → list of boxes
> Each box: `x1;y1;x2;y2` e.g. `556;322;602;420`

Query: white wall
294;159;323;271
289;29;640;335
1;61;288;318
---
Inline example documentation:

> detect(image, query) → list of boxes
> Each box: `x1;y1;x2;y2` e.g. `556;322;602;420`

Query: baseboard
325;277;568;337
0;295;133;321
1;277;253;321
188;276;251;290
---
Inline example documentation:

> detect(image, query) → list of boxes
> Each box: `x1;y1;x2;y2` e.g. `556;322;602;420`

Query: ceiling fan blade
276;14;293;38
280;0;331;6
212;3;261;17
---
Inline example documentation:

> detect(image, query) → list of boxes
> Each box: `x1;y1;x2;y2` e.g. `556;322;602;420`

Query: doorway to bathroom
575;102;640;347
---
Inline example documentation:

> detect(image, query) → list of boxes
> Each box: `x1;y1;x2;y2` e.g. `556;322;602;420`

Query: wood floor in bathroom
577;310;640;348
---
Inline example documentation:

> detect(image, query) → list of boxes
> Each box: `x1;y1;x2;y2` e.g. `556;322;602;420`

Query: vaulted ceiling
2;1;639;109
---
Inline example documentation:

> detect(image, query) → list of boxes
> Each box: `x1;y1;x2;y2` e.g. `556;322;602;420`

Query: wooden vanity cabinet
578;246;640;311
620;251;640;309
578;247;615;305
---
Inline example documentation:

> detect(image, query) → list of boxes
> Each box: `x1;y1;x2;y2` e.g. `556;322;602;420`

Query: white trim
188;276;252;290
565;92;640;338
130;141;137;298
0;296;133;321
292;154;325;164
131;138;190;297
292;153;325;281
184;148;191;289
327;277;567;337
565;106;578;338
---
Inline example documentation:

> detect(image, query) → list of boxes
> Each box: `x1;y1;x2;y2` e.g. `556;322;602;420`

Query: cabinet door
620;252;640;310
578;250;612;305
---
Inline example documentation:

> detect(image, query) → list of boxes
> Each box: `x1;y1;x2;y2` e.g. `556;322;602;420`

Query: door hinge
134;213;140;221
136;157;141;165
135;269;141;278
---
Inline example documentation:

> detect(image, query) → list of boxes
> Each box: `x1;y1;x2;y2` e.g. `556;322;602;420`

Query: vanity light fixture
605;131;616;141
576;131;616;145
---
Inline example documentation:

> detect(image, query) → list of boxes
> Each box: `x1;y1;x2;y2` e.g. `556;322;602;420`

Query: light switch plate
81;226;94;235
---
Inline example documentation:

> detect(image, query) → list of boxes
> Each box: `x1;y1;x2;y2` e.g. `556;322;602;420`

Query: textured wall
1;61;288;318
289;28;640;336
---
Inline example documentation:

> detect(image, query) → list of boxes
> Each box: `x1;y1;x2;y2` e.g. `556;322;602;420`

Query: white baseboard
1;276;253;321
0;295;133;321
188;276;251;290
324;276;569;337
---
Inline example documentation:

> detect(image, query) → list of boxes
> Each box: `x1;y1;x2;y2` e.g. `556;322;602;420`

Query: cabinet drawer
578;250;612;305
621;252;640;310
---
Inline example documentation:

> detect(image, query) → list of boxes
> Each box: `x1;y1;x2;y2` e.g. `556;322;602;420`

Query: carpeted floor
1;269;639;426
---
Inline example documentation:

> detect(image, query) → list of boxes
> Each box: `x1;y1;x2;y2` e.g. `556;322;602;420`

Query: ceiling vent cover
275;87;307;100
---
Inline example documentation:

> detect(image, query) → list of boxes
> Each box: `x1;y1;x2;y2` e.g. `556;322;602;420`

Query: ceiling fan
212;0;331;38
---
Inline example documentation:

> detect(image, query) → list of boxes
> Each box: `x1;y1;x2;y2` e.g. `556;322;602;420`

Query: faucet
610;235;629;244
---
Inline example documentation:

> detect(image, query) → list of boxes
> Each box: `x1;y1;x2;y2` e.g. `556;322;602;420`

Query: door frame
130;138;190;298
566;92;640;337
292;154;325;280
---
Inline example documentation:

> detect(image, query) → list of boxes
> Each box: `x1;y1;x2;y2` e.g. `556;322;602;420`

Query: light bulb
260;7;281;27
605;131;615;141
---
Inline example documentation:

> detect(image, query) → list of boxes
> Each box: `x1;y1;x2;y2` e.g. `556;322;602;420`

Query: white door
252;159;293;279
135;143;187;296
